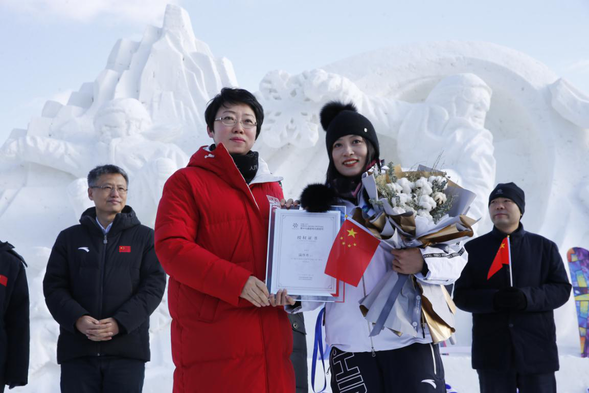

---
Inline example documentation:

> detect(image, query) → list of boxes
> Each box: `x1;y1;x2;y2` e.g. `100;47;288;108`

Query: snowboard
567;247;589;357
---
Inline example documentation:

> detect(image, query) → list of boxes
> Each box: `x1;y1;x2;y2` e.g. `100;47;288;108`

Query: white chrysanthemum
398;193;412;205
418;195;437;211
387;182;403;194
391;206;406;214
396;178;414;194
415;177;433;196
417;210;433;220
386;196;399;208
432;192;447;204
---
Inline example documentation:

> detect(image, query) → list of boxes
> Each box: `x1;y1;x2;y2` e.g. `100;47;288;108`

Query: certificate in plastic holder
266;204;346;302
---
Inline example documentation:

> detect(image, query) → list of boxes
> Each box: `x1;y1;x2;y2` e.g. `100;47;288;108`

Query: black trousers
477;368;557;393
329;343;446;393
60;356;145;393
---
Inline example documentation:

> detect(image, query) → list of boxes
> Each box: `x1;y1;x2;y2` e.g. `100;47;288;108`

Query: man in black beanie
454;182;571;393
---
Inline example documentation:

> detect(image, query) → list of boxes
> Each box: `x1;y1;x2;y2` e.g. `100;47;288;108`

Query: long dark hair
325;138;379;201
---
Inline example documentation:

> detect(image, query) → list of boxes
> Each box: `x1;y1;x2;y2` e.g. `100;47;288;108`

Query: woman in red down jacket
155;88;295;393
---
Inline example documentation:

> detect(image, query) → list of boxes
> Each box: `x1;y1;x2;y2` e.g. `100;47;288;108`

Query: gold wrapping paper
418;283;456;344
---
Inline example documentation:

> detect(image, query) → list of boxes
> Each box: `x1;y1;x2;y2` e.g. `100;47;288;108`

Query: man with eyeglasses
43;164;166;393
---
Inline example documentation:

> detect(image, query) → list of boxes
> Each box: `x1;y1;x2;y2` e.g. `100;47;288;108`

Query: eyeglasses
214;116;257;129
91;185;128;195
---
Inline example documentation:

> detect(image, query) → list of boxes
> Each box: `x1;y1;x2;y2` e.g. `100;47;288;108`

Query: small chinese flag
0;274;7;286
119;246;131;253
487;237;511;279
325;219;380;287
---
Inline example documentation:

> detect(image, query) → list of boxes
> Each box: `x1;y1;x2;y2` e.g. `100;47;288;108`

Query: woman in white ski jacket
293;101;467;393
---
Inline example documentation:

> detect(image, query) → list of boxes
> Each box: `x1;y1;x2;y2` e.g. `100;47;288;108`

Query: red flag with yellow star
487;236;511;280
325;219;380;287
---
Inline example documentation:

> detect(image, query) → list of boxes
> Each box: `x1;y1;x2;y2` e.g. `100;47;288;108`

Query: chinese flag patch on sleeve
119;246;131;253
0;274;7;286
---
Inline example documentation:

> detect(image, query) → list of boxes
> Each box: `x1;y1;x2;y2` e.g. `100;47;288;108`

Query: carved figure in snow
2;98;188;225
396;74;495;224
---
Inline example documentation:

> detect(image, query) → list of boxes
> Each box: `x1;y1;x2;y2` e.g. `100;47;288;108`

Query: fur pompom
300;184;337;213
319;101;358;131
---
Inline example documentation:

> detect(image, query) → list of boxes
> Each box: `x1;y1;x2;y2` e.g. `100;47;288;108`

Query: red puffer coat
155;144;295;393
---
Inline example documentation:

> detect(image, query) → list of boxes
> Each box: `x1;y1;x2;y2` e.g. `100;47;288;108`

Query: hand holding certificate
266;205;345;302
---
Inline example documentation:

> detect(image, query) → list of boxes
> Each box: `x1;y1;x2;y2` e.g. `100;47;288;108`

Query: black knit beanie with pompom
320;101;379;159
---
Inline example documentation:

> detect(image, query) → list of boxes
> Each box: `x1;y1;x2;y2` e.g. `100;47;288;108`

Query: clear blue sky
1;0;588;143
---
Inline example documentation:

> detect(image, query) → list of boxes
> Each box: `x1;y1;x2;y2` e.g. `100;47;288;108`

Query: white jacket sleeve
414;243;468;285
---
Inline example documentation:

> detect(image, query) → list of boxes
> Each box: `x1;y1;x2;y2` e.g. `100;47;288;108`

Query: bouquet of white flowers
358;163;477;248
371;163;454;223
353;163;477;341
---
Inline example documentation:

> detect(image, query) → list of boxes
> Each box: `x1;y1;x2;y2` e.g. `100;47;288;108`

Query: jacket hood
0;241;13;253
188;144;282;186
0;240;26;265
80;205;141;235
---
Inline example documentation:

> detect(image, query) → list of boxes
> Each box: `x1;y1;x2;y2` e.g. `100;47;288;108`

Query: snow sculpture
0;7;238;390
257;70;321;148
550;78;589;129
257;42;589;357
258;70;496;225
397;74;495;225
0;4;234;234
2;98;188;225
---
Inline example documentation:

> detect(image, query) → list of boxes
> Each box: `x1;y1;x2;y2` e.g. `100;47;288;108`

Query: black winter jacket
0;242;29;389
454;224;571;374
43;206;166;364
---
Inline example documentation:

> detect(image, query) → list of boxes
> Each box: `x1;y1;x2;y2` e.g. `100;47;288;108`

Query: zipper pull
371;348;376;358
103;234;107;244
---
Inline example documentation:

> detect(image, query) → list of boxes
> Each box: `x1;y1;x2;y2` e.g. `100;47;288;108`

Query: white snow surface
0;4;588;393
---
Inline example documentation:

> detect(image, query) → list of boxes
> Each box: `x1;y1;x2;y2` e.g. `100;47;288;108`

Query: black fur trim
300;184;337;213
319;101;358;131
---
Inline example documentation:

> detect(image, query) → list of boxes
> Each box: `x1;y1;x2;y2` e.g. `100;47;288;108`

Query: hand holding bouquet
354;163;476;340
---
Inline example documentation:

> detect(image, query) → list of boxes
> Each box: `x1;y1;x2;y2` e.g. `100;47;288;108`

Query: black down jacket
454;224;571;374
43;206;166;363
0;241;29;390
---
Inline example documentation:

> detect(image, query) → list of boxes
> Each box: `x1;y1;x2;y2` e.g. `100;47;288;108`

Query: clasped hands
76;315;120;341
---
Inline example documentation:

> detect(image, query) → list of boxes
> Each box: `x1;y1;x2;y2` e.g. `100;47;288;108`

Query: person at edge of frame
0;241;30;393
